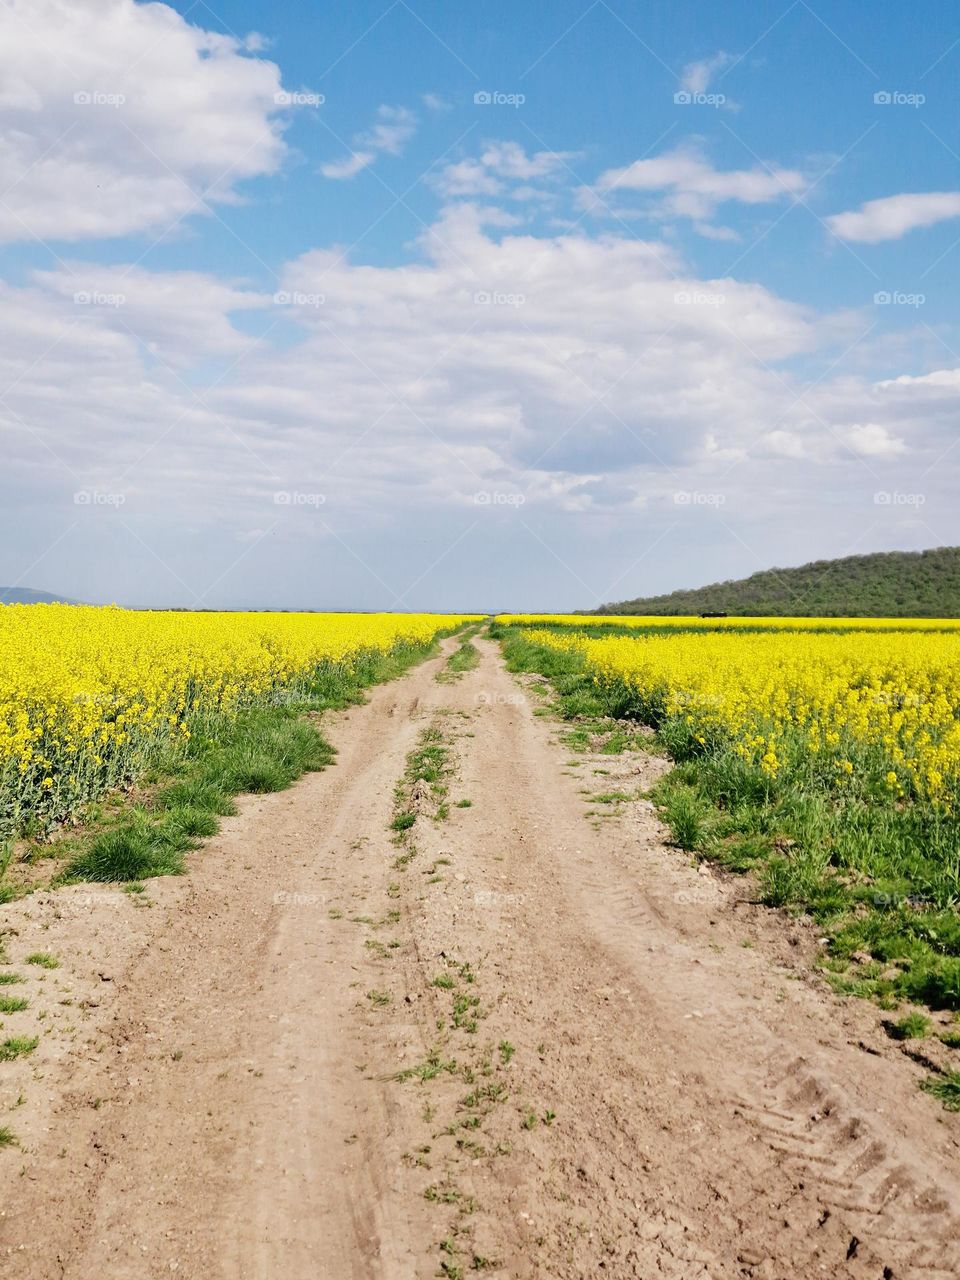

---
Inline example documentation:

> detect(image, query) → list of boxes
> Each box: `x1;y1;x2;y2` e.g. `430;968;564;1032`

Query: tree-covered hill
595;547;960;617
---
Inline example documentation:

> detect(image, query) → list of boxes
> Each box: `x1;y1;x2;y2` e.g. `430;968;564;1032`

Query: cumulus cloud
827;192;960;242
320;105;417;179
435;141;576;201
845;423;907;457
0;0;289;243
585;145;805;229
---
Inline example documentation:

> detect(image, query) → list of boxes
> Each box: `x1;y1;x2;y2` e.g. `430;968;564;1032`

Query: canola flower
0;606;475;835
521;623;960;811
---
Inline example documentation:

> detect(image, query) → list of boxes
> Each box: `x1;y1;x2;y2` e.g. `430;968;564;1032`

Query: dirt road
1;635;958;1278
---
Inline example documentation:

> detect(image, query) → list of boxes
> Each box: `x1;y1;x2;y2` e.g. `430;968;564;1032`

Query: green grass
0;631;462;895
436;626;483;682
391;723;454;832
886;1012;931;1040
0;1036;38;1061
0;1126;17;1149
495;623;960;1027
0;996;27;1014
920;1072;960;1110
0;973;24;985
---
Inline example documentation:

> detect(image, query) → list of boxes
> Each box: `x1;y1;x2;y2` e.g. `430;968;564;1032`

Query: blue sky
1;0;959;608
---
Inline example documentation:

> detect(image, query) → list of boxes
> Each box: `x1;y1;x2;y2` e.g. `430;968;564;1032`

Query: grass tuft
0;1036;38;1062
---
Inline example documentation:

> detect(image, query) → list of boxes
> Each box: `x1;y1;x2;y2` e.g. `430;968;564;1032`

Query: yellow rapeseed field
519;622;960;811
0;606;473;833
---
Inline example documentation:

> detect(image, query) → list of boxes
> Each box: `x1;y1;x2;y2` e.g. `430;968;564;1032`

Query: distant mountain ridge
594;547;960;618
0;587;81;605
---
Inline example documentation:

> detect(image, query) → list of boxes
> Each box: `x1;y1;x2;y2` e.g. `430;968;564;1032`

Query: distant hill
0;587;81;605
595;547;960;618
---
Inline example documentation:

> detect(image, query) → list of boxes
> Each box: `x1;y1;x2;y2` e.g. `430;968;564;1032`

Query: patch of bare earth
1;634;958;1278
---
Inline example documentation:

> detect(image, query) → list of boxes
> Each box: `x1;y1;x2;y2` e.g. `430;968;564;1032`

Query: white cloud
422;93;452;113
845;422;907;457
321;105;417;179
827;192;960;243
0;0;289;243
587;145;805;228
1;141;956;605
679;52;735;95
435;141;575;201
320;152;376;180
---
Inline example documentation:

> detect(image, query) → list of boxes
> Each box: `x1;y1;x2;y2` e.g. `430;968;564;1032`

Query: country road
1;634;958;1279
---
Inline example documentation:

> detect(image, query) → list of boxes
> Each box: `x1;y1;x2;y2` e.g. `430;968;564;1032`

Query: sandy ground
1;634;959;1279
